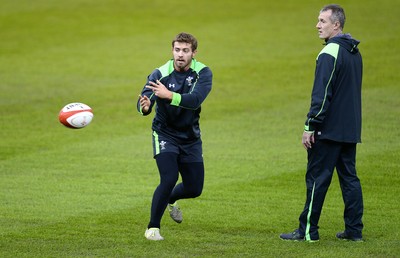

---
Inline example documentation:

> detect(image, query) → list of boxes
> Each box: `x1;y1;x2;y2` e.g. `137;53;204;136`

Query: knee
159;177;178;193
188;187;203;198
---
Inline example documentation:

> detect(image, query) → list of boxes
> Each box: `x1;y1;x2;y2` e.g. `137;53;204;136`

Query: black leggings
148;152;204;228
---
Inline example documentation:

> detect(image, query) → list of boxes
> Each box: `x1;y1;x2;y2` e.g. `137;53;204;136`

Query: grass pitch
1;0;400;257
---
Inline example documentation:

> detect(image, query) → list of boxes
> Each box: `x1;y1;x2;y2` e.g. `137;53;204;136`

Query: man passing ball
137;32;213;241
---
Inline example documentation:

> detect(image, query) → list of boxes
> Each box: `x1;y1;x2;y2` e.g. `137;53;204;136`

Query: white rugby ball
59;102;93;129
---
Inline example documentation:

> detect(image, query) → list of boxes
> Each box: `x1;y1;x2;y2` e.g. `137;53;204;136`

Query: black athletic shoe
336;231;363;242
280;229;319;242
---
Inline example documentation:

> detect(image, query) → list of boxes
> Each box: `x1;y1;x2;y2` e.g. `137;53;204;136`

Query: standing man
280;4;364;242
137;32;212;241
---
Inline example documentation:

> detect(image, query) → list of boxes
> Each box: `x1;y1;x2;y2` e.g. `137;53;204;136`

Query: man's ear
334;21;341;30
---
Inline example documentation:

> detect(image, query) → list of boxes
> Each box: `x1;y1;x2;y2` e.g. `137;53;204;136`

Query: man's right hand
139;95;150;113
302;131;315;150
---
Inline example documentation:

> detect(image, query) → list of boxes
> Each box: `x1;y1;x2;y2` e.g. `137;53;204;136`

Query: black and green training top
305;34;362;143
137;58;213;141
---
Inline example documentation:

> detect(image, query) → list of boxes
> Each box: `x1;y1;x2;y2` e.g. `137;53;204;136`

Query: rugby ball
59;102;93;129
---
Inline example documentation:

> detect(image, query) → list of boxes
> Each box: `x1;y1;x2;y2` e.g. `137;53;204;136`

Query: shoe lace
147;229;158;237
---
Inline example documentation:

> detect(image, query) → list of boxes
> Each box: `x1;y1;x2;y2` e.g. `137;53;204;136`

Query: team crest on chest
186;76;193;86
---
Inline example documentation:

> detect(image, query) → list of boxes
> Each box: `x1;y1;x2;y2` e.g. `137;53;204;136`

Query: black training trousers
298;139;364;240
148;152;204;229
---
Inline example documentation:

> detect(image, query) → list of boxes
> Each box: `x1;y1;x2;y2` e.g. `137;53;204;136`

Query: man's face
316;10;339;40
172;42;196;71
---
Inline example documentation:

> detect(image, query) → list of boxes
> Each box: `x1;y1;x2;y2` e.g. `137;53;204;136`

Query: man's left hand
146;80;173;100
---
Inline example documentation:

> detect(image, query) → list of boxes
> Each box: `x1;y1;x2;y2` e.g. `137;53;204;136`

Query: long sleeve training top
305;34;362;143
138;59;213;141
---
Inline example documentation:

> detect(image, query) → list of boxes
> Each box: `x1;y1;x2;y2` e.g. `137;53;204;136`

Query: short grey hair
321;4;346;29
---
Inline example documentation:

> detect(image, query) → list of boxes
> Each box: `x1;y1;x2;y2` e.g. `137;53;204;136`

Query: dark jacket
305;34;362;143
137;59;212;141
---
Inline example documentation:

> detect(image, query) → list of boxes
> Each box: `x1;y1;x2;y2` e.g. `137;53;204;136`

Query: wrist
171;92;181;106
167;91;173;100
304;124;315;132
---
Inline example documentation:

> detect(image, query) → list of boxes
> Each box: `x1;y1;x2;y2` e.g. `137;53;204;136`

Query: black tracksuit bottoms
298;139;364;240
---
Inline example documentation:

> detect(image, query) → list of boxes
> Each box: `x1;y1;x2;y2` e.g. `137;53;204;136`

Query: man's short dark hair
172;32;198;51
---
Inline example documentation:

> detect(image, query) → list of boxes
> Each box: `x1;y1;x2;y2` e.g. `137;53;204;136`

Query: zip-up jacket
137;59;212;141
305;34;362;143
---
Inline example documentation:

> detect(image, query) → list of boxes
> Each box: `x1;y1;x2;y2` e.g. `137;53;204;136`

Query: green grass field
1;0;400;257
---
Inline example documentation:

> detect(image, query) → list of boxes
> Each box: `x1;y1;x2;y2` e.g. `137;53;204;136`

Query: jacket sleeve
305;53;336;132
170;67;213;109
137;69;161;116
